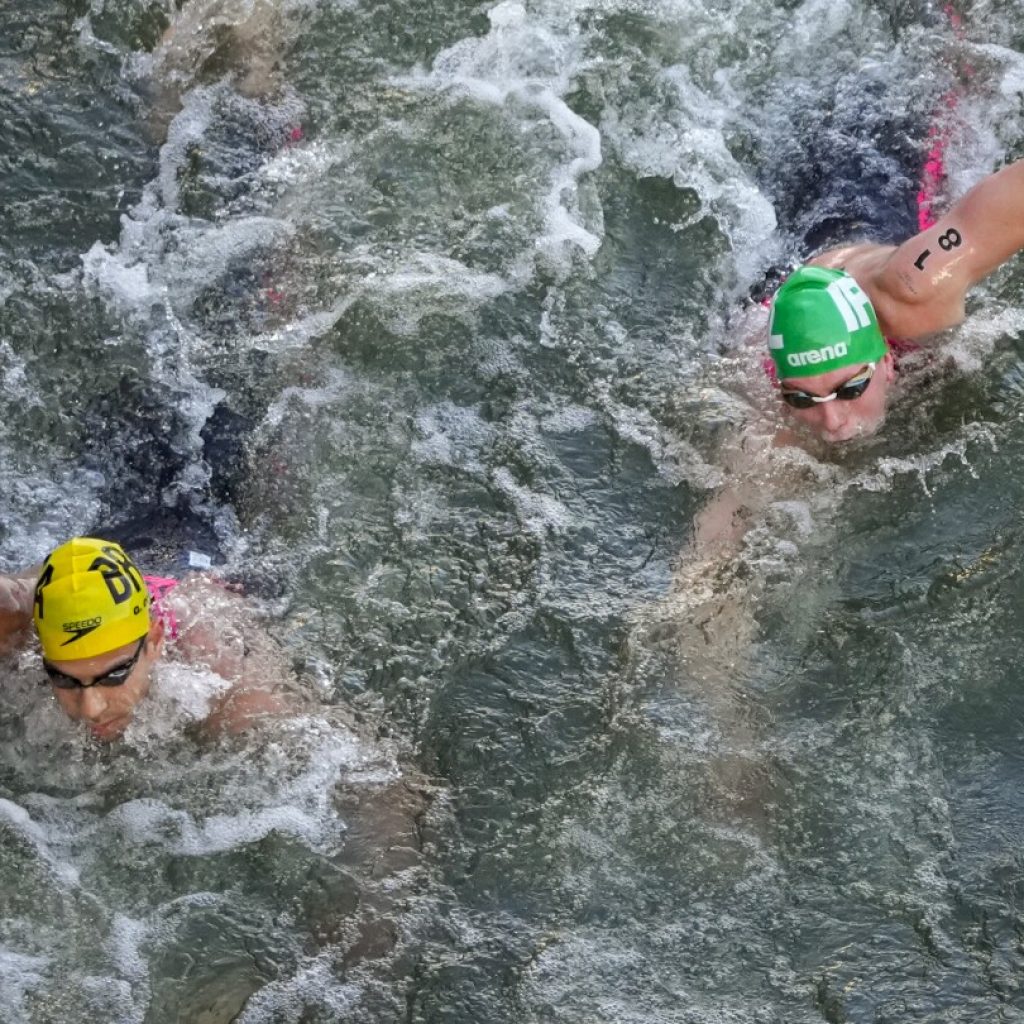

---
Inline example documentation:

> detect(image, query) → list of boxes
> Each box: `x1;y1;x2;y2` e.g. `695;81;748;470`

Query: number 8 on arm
877;160;1024;337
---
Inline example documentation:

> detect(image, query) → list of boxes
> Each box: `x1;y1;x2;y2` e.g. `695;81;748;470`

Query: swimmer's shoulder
805;243;956;340
806;241;895;276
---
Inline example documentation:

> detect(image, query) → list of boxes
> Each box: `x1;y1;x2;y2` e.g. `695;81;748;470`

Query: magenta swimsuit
143;575;180;640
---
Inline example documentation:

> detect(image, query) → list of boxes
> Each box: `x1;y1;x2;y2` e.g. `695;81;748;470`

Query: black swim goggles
779;362;876;410
42;636;147;690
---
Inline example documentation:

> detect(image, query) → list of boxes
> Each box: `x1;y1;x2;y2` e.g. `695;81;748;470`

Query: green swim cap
768;267;887;378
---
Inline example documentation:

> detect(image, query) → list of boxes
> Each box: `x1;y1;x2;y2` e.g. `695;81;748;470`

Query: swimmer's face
47;621;164;742
780;354;896;443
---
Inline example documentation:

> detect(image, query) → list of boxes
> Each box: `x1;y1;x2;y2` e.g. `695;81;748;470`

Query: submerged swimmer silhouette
766;157;1024;444
147;0;288;135
0;536;291;741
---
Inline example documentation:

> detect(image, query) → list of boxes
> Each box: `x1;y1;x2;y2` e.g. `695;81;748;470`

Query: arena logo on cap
786;341;849;367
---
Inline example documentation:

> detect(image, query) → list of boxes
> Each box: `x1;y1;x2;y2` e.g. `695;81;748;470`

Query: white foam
967;41;1024;161
791;0;855;48
0;338;33;399
596;386;726;489
0;948;50;1020
0;798;81;886
159;86;217;210
396;2;603;278
235;957;363;1022
72;9;122;57
368;253;510;333
949;305;1024;371
491;466;572;537
0;464;101;569
85;209;294;320
81;241;156;313
105;797;329;856
412;401;496;472
123;663;234;746
847;423;995;498
540;404;598;433
260;368;351;431
108;913;151;996
94;712;391;858
767;500;815;539
600;60;776;280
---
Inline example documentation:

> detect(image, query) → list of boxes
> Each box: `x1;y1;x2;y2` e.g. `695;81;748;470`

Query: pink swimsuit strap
917;4;972;231
886;336;920;362
143;574;180;640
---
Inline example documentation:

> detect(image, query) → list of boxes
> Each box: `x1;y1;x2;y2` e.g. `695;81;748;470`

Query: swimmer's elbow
0;577;34;654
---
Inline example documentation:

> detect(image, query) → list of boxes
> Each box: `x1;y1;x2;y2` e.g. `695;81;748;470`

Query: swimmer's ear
146;617;165;656
882;351;896;383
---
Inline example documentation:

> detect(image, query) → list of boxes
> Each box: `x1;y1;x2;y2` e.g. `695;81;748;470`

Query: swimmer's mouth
90;716;129;741
819;418;886;444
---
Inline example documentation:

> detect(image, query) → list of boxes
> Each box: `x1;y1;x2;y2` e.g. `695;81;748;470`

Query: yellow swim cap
33;538;152;661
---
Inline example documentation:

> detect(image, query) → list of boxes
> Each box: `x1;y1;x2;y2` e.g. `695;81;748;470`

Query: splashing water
4;0;1024;1020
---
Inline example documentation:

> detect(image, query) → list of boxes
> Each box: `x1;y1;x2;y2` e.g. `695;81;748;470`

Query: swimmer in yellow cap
0;537;290;741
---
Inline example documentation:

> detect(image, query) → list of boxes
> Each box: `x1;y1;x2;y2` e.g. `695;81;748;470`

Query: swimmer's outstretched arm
0;567;39;656
866;159;1024;338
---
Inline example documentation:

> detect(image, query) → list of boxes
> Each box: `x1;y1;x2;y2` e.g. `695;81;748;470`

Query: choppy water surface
4;0;1024;1020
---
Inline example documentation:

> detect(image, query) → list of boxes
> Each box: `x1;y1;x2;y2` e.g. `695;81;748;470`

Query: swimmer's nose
79;686;108;722
818;398;846;435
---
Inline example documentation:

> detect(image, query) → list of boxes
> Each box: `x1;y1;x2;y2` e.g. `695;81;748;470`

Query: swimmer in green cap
768;158;1024;443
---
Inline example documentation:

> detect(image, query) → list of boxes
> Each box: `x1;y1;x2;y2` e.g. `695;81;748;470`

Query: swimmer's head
33;538;152;661
768;267;895;443
767;267;888;378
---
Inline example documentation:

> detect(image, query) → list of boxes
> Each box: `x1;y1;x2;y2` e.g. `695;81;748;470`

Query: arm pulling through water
876;158;1024;332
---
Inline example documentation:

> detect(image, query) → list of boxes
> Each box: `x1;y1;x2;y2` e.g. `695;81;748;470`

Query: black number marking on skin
913;228;963;272
938;228;963;251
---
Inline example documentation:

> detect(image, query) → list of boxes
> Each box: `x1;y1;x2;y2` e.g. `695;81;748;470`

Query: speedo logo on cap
787;341;849;367
61;617;102;646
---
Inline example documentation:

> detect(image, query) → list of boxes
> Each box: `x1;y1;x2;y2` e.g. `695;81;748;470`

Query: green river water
4;0;1024;1021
